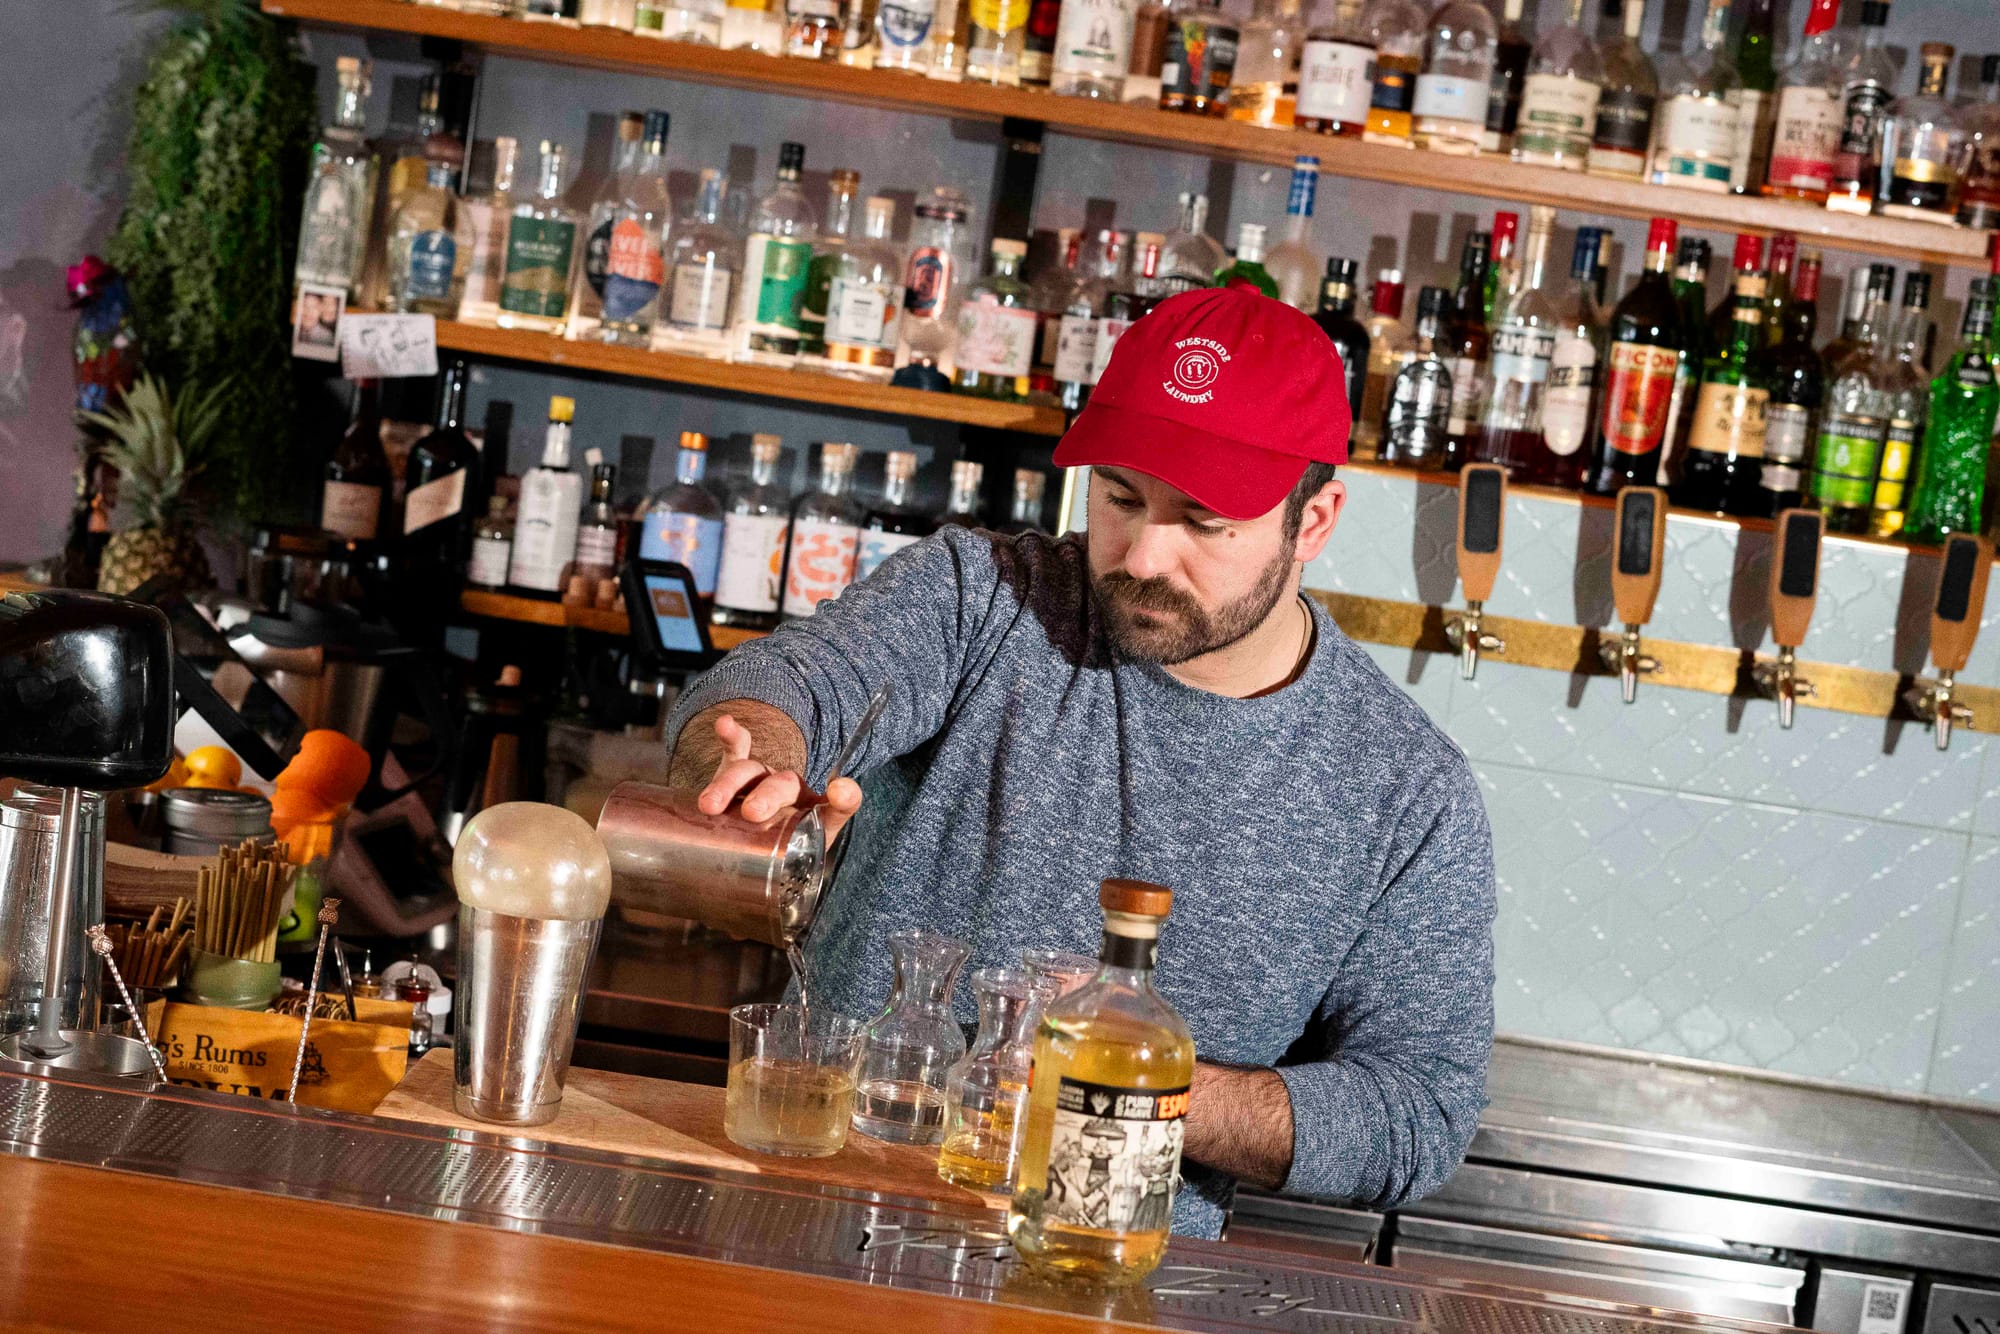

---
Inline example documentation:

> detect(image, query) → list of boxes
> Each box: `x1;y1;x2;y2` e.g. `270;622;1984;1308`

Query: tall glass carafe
853;927;970;1144
937;966;1055;1191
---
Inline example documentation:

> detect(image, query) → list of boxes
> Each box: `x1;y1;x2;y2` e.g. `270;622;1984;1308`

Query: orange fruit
145;756;190;794
275;730;372;808
182;745;242;791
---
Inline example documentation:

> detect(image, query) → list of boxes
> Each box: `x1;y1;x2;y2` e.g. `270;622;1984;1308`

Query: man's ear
1293;479;1346;563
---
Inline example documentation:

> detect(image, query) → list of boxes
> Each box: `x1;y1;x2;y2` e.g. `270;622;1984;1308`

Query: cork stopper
1100;879;1173;919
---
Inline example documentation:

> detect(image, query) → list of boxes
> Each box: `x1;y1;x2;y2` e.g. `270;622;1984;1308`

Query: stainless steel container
0;786;104;1035
595;781;825;948
161;788;275;857
452;905;601;1126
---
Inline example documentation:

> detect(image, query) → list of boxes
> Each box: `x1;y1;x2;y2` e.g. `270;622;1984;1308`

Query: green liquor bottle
1902;280;1999;545
1808;267;1894;534
1671;235;1770;516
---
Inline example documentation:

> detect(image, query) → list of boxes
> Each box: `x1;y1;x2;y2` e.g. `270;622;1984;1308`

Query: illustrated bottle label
603;218;666;322
510;472;584;591
1160;19;1239;103
1412;73;1490;128
1686;381;1770;459
403;231;458;302
878;0;937;50
1599;341;1679;455
1053;313;1100;383
321;480;382;542
1090;316;1134;382
1513;73;1599;162
1487;325;1553;386
1040;1077;1188;1235
584;217;615;300
955;298;1038;377
500;217;578;318
401;470;467;535
639;511;724;594
1446;355;1487;435
1386;363;1451;453
781;518;861;617
1295;38;1372;124
903;248;955;321
827;276;904;350
1872;417;1920;512
1658;95;1738;189
1810;412;1886;507
1832;81;1892;185
1052;0;1136;81
669;261;734;331
1542;332;1597;456
468;534;512;588
1760;402;1812;494
1767;85;1841;192
856;528;923;580
745;236;815;337
714;512;791;612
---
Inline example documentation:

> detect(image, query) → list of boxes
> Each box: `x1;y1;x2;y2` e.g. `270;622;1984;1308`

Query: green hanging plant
109;0;318;527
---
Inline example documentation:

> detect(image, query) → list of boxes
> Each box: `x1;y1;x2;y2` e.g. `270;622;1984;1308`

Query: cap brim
1053;398;1311;521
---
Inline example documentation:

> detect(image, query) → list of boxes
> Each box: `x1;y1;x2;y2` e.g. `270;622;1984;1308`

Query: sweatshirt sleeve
1273;758;1496;1208
667;527;1013;789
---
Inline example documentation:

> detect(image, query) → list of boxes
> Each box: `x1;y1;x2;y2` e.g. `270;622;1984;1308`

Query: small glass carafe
937;967;1055;1192
852;927;970;1144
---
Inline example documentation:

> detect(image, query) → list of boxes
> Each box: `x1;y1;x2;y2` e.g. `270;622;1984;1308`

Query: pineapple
80;372;225;597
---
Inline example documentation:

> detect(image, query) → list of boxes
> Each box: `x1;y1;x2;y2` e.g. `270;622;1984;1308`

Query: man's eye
1106;494;1142;511
1185;518;1227;534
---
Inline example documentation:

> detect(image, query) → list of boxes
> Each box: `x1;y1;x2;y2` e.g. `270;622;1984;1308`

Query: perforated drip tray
0;1070;1772;1333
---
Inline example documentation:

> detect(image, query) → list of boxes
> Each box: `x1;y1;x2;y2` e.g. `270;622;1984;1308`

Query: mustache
1096;572;1205;617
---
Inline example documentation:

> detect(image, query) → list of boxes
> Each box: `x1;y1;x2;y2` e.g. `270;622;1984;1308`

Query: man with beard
663;286;1495;1238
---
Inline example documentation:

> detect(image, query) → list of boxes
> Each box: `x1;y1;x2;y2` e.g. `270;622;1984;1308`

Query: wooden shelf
433;320;1067;435
461;587;767;647
266;0;1998;271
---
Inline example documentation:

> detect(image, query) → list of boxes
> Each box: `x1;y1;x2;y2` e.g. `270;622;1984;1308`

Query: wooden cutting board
375;1050;997;1213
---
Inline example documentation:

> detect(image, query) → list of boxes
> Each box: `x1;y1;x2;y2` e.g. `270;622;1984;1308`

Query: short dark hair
1281;461;1340;544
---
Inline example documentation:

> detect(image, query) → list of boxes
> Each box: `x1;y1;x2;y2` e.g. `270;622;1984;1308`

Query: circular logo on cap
1163;337;1231;404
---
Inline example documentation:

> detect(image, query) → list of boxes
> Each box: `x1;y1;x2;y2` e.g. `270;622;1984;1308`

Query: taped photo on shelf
341;312;439;379
291;283;345;363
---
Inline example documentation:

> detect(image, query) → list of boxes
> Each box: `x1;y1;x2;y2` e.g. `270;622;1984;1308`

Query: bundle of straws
195;840;293;964
109;898;193;990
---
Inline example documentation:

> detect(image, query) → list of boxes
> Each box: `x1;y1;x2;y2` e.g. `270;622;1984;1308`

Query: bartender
664;287;1497;1239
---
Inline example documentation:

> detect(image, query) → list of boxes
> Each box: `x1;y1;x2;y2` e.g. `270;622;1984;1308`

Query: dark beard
1092;547;1295;666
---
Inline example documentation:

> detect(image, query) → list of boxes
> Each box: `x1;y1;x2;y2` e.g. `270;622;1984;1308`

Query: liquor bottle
599;110;675;347
361;73;462;313
1055;229;1127;413
467;496;514;592
1671;235;1770;515
1050;0;1140;98
1412;0;1497;155
1587;0;1655;179
1264;156;1321;311
1217;224;1280;298
575;112;644;336
876;0;940;72
1123;0;1172;105
1904;280;2000;544
497;141;581;334
509;396;585;596
1356;269;1414;457
940;459;986;525
1822;262;1895;372
638;431;726;596
1727;0;1776;192
1019;0;1063;86
1878;44;1965;224
644;0;723;42
1870;272;1933;537
1360;0;1428;145
1538;226;1606;487
295;57;378;302
1759;231;1796;347
1959;56;2000;229
1158;0;1240;117
1009;879;1194;1287
1313;257;1370;425
1031;231;1083;397
1443;231;1492;470
1227;0;1303;127
780;442;863;619
823;196;907;379
1151;193;1226;298
1761;0;1842;201
1808;273;1892;534
857;449;935;578
953;239;1039;399
1748;249;1821;511
801;169;862;359
1295;0;1373;137
722;0;785;51
1589;218;1683;495
964;0;1031;84
563;461;621;606
1513;0;1601;170
1825;0;1895;215
1485;212;1519;323
387;157;473;319
322;379;388;546
664;168;741;352
458;136;520;325
1474;206;1562;482
1650;0;1740;193
837;0;880;64
737;142;820;365
786;0;845;57
403;362;483;589
713;433;793;628
1704;232;1758;371
1384;286;1455;469
996;467;1049;533
1482;0;1533;154
897;186;976;386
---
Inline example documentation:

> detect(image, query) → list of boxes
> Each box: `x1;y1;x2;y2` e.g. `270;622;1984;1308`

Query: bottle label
603;218;666;322
639;511;724;594
669;260;734;331
1295;38;1372;124
1658;95;1739;189
1054;313;1100;383
1488;325;1554;386
955;298;1038;377
1160;19;1239;102
510;471;585;590
1958;351;1997;390
1686;381;1770;460
402;231;458;302
1446;355;1487;436
878;0;937;49
1514;73;1600;162
856;528;923;579
969;0;1028;36
1386;362;1451;451
1872;417;1920;512
584;216;615;300
1767;85;1841;191
296;172;366;290
1090;316;1134;382
1591;87;1655;155
501;216;578;318
1412;73;1490;128
1810;412;1886;507
321;480;382;542
1542;331;1597;457
1052;0;1136;81
1833;81;1892;183
781;517;861;616
574;525;618;569
714;512;790;612
1599;341;1679;455
903;247;955;320
402;470;467;535
1039;1076;1189;1235
747;236;815;334
1888;158;1956;211
1370;59;1415;114
828;276;904;349
469;534;512;588
1760;402;1812;494
459;202;510;313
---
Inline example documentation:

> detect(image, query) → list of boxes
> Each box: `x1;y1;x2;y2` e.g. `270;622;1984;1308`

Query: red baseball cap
1052;286;1351;521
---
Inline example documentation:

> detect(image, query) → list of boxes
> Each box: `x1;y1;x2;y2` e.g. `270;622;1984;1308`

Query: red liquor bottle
1589;217;1684;494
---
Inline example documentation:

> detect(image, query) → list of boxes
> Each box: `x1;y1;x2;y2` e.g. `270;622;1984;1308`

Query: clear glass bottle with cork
780;443;863;620
713;433;794;629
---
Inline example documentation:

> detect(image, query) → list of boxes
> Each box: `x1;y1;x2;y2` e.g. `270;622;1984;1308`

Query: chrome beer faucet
1444;464;1507;681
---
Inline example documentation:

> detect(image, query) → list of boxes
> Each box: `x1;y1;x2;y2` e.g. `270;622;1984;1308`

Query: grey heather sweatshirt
669;528;1496;1239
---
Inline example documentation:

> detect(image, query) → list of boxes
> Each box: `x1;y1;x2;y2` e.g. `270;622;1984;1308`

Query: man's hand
668;702;864;841
1181;1061;1295;1191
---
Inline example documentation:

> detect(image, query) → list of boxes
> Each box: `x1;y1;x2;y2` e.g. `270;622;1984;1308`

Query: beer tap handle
1758;508;1823;728
1912;534;1993;750
1601;486;1668;702
1449;465;1507;680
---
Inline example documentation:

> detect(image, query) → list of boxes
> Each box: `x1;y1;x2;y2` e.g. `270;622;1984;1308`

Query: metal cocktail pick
288;897;342;1105
86;924;168;1084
